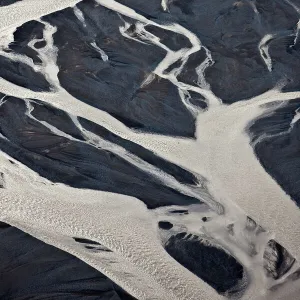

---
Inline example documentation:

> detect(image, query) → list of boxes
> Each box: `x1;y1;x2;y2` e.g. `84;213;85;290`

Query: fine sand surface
0;0;300;299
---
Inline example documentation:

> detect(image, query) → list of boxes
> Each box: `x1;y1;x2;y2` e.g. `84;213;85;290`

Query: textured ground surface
0;0;300;299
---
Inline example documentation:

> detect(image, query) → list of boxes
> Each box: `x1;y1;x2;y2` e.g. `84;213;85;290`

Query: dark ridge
158;221;173;230
42;2;197;137
255;0;298;31
109;113;145;129
9;20;45;64
0;0;22;6
165;232;245;295
34;40;47;49
0;56;50;92
177;50;209;87
0;96;200;209
30;100;85;141
0;136;200;209
85;246;97;250
164;58;183;74
85;246;113;253
0;223;136;299
78;117;199;185
112;282;138;300
121;24;143;42
107;0;157;20
169;209;189;214
73;237;101;245
248;99;300;207
245;216;265;235
145;24;192;51
0;172;5;188
245;216;257;230
173;0;300;102
171;0;195;15
189;91;208;110
13;20;44;43
248;100;298;143
22;96;198;185
264;239;296;280
125;23;136;35
57;0;300;104
0;222;10;228
190;97;208;110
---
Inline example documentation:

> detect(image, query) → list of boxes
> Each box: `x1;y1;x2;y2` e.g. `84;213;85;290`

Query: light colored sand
0;0;300;299
0;151;222;300
0;0;81;31
258;34;274;72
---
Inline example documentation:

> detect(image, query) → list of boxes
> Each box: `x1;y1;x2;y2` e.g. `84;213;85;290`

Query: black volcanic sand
73;237;113;253
164;232;245;296
269;267;300;292
263;239;296;280
42;2;196;137
0;223;136;300
73;237;102;245
1;0;300;298
9;20;45;64
158;221;173;230
117;0;300;101
44;0;300;114
78;117;198;185
0;0;21;6
248;99;300;207
0;20;51;91
0;55;50;91
2;0;300;136
0;95;201;209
